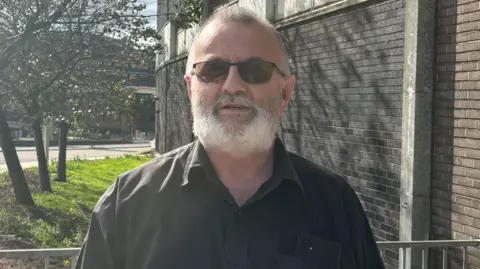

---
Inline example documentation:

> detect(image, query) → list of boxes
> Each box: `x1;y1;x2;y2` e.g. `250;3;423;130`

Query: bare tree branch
0;7;42;73
33;55;91;96
31;0;74;31
0;0;77;74
0;89;14;100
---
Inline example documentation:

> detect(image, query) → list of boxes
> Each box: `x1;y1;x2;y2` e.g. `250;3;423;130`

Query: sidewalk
0;156;110;171
0;142;152;172
0;142;150;152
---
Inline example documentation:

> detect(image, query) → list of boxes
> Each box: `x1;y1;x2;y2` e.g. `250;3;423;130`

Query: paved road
0;143;151;171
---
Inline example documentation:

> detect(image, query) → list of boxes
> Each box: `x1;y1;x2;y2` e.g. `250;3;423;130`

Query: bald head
185;6;290;76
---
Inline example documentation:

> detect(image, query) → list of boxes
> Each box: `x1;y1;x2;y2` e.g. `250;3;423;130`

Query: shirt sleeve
342;183;386;269
74;179;121;269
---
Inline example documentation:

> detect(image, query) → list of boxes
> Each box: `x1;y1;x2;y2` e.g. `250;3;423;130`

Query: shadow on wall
278;0;404;268
430;0;471;268
164;58;194;151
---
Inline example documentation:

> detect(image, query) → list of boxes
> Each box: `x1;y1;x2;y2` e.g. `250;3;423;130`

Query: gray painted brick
279;0;404;253
157;0;407;267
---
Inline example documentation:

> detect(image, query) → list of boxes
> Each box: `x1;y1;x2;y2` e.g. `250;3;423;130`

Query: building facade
155;0;480;268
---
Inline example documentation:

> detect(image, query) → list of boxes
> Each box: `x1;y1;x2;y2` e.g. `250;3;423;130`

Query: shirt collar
182;137;305;196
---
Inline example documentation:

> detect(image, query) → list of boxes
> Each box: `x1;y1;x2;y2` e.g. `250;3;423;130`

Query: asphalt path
0;143;151;171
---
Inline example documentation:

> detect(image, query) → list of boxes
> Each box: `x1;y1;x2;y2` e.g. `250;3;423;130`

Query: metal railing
1;240;479;269
377;239;480;269
0;248;80;269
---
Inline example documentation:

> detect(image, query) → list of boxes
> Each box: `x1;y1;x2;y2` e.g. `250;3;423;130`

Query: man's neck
204;144;276;205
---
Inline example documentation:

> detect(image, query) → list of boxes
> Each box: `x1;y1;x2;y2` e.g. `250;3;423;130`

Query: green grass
0;154;152;248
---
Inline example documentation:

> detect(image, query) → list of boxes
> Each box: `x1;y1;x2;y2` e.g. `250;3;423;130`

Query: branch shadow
429;0;471;268
278;1;404;268
165;58;193;151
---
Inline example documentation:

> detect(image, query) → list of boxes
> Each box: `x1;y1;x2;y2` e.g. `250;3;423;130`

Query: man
75;6;385;269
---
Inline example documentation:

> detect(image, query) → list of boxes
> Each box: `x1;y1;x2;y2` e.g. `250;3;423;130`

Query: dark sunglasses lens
195;61;229;82
238;61;274;83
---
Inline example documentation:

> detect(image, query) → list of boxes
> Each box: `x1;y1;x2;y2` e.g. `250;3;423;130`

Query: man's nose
220;66;246;93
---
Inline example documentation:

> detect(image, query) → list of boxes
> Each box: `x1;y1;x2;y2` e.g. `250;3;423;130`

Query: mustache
212;93;257;112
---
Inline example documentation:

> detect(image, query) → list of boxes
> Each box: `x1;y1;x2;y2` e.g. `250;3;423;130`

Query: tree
171;0;204;29
0;98;35;206
1;0;204;196
0;0;75;205
1;0;163;192
46;62;137;182
0;0;74;72
1;33;89;192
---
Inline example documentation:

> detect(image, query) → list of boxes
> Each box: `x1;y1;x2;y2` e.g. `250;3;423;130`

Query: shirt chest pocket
275;234;342;269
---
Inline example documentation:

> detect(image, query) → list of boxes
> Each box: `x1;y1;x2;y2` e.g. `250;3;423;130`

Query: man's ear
280;75;295;115
184;74;192;100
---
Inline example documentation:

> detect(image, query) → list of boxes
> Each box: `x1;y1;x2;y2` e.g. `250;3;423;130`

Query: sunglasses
192;59;286;84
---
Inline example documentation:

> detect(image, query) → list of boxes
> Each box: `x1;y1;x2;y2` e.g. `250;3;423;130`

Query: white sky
138;0;157;30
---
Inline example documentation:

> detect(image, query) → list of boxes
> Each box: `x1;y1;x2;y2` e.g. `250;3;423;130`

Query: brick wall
277;0;404;267
432;0;480;268
156;1;405;267
156;57;193;153
155;0;480;267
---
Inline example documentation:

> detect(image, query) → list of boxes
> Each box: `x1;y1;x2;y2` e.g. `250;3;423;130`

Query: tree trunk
0;106;35;206
32;119;52;192
56;121;69;182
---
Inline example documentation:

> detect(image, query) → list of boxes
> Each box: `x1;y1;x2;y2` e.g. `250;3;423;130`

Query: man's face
185;20;295;156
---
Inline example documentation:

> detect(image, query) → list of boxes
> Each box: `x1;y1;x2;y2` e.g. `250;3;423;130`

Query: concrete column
201;0;211;22
157;0;169;31
238;0;275;22
167;22;177;60
399;0;435;268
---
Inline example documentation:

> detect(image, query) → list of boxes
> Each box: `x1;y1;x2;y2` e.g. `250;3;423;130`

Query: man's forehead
192;20;280;62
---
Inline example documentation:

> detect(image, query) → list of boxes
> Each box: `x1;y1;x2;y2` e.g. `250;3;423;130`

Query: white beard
191;92;281;158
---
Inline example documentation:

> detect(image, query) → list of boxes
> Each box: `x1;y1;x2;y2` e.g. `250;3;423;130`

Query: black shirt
74;138;385;269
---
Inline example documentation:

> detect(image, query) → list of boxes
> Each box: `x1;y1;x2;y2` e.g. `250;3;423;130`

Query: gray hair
185;6;291;76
